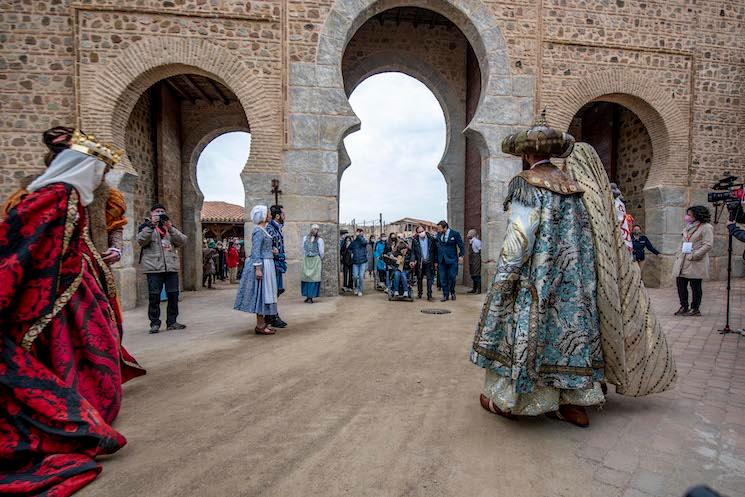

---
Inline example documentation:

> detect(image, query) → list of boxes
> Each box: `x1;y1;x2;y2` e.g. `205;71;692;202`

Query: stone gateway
1;0;742;308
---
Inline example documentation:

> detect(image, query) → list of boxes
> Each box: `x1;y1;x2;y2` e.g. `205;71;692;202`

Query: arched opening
339;6;483;288
340;71;447;229
198;131;251;246
124;73;249;303
569;101;653;229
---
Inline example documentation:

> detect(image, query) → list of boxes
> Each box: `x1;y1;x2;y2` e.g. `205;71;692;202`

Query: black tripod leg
719;233;734;334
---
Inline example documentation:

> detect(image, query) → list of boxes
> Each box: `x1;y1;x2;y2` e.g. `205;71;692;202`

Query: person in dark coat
435;220;465;302
631;225;660;271
409;225;438;300
349;228;369;296
340;235;353;292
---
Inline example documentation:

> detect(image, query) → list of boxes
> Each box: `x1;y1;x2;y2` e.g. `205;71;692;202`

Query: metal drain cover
421;309;452;315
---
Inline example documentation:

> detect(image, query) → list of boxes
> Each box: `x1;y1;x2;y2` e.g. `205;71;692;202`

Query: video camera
707;175;745;223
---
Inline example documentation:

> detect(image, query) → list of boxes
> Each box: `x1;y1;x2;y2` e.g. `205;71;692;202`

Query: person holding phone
672;206;713;316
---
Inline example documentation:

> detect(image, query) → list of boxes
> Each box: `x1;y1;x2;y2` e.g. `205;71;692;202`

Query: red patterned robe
0;183;145;497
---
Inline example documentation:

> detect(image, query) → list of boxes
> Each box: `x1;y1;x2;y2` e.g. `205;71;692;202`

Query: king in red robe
0;132;145;497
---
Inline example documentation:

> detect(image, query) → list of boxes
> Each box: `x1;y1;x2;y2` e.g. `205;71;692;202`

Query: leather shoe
166;323;187;331
685;308;701;317
269;316;288;328
546;405;589;428
674;306;689;316
440;296;449;302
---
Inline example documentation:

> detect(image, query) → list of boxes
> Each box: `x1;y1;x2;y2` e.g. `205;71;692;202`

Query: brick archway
548;70;689;189
80;37;280;175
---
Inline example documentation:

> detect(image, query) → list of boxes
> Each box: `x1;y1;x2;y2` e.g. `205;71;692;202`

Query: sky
197;132;251;205
196;72;447;223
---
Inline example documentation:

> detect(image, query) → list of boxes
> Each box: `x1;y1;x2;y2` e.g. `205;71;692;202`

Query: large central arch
284;0;534;294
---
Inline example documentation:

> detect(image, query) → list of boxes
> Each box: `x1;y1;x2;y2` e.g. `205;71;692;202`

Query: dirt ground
79;279;745;497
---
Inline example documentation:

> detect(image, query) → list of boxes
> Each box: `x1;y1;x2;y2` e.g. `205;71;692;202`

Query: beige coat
672;222;713;279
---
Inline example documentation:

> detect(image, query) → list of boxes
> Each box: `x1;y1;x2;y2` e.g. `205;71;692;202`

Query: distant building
388;218;438;239
201;201;245;240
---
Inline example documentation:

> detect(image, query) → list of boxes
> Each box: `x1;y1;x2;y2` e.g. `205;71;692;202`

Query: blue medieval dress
234;226;277;316
300;235;324;298
470;164;605;415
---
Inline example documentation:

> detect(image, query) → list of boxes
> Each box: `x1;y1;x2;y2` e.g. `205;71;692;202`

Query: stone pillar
642;186;688;288
286;61;360;297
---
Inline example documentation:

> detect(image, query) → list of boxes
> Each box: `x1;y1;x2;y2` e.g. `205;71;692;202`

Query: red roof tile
201;201;245;223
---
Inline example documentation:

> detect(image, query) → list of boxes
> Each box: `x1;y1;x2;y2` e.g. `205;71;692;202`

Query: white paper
682;242;693;254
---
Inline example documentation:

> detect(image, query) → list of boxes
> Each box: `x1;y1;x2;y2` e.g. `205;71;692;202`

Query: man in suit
435;220;464;302
409;224;438;301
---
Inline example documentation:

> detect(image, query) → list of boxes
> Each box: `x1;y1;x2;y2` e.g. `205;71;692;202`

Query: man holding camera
137;203;187;333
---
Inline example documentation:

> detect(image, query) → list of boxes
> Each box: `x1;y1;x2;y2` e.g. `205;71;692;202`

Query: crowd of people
339;222;482;302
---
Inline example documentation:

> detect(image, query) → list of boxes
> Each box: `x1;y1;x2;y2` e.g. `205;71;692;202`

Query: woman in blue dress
234;205;278;335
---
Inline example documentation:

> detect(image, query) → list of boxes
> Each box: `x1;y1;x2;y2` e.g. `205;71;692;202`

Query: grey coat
137;223;187;273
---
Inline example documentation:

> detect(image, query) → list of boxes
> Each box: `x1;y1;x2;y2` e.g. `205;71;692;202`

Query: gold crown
69;129;124;167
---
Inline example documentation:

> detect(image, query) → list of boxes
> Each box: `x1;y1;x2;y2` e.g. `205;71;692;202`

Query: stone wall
125;88;157;304
155;84;183;228
125;89;157;230
616;107;653;230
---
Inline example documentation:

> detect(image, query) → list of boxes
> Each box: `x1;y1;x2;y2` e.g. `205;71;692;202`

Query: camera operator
137;203;187;334
727;197;745;256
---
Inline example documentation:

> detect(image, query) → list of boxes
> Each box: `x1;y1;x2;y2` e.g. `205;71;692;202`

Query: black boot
272;315;288;328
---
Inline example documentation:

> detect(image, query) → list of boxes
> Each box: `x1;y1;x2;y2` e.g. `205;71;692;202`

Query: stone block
281;194;338;223
663;207;686;234
283;172;338;197
486;76;511;96
486;50;511;76
284;150;338;174
289;115;319;148
289;87;318;113
317;64;341;88
324;9;352;40
317;36;344;65
479;96;533;126
644;208;664;236
113;266;137;310
659;233;683;253
319;115;360;150
316;88;354;116
512;75;535;97
483;155;521;182
289;63;316;87
480;27;507;52
644;186;687;208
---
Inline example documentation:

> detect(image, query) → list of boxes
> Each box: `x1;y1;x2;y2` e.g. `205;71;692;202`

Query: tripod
718;231;735;335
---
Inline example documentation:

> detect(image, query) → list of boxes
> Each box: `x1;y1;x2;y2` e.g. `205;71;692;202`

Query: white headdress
250;205;268;225
27;149;107;206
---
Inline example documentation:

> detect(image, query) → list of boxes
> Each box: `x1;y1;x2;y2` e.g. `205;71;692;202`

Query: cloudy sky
197;72;447;223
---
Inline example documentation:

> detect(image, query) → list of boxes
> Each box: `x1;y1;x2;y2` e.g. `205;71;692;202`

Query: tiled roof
201;201;245;223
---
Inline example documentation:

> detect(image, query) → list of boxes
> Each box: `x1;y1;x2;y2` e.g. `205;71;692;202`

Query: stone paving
92;278;745;497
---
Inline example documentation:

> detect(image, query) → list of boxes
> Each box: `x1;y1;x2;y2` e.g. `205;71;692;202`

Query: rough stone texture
1;0;743;295
616;107;653;230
